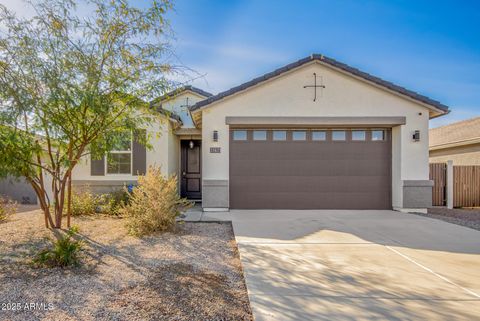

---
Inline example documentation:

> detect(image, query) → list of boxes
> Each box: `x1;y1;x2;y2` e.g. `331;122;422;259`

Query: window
233;130;247;141
352;130;366;141
292;131;306;141
273;130;286;141
372;130;385;141
107;132;132;174
332;130;346;141
253;130;267;141
312;131;326;141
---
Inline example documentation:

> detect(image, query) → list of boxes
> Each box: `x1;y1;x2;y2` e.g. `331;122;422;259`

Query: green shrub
98;189;130;216
33;226;83;268
70;190;99;216
120;166;192;237
0;196;17;222
68;188;130;216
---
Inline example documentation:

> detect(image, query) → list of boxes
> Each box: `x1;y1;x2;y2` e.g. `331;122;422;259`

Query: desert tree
0;0;176;228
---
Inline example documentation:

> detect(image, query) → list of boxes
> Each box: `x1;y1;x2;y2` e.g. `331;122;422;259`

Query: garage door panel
231;192;390;209
231;142;390;161
230;175;390;193
230;129;391;209
230;159;390;177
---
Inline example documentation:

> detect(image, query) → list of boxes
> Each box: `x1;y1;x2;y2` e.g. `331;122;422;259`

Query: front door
181;140;202;199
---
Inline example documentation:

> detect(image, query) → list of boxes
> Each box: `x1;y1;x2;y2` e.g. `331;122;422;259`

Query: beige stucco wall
200;61;432;209
429;143;480;165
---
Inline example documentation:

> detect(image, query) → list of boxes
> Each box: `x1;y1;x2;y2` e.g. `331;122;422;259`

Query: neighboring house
429;117;480;165
0;176;37;204
69;54;450;213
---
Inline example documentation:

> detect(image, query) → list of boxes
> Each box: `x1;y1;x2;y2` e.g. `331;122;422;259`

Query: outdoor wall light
413;130;420;142
213;130;218;142
188;135;194;149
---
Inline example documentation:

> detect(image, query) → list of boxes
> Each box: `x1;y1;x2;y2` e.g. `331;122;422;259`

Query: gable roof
153;85;213;104
189;54;450;116
430;116;480;149
155;107;182;124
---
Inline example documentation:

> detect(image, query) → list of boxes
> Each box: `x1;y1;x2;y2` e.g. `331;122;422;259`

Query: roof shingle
153;85;213;104
430;117;480;147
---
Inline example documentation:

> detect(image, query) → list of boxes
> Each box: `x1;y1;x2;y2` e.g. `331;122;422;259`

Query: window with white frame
371;130;385;141
332;130;346;141
106;132;132;174
292;131;306;141
233;130;247;141
352;130;366;141
273;130;287;141
253;130;267;140
312;131;326;141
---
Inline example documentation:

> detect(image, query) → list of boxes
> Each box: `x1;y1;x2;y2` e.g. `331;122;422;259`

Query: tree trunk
52;174;71;229
28;178;55;228
67;171;72;228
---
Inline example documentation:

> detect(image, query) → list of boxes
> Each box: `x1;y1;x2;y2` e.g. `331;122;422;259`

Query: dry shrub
0;196;17;222
70;190;99;216
120;166;192;236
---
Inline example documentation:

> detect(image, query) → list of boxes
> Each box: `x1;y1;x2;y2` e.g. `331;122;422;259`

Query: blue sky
166;0;480;128
3;0;479;127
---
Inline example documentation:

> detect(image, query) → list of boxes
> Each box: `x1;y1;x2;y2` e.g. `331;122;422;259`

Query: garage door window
352;130;366;141
292;131;306;141
253;130;267;141
273;130;287;141
233;130;247;141
332;130;346;141
312;131;326;141
372;130;385;141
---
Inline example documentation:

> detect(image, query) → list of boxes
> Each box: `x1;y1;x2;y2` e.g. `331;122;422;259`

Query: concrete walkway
181;204;232;222
231;210;480;321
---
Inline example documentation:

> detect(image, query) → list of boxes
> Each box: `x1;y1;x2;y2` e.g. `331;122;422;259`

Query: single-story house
71;54;450;213
429;116;480;165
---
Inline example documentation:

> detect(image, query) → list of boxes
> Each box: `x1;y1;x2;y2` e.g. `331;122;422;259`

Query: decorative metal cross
303;72;325;102
179;97;190;110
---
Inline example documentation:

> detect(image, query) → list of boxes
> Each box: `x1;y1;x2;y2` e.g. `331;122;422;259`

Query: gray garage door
229;128;391;209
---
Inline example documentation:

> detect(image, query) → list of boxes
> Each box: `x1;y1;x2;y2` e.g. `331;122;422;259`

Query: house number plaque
210;147;221;153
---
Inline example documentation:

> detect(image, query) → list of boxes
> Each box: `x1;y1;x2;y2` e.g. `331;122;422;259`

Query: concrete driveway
231;210;480;321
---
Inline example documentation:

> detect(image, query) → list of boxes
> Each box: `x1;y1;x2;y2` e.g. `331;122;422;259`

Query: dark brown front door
181;140;202;199
230;129;392;209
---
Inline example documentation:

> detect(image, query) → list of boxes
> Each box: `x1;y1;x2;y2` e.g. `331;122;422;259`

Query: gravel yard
0;209;252;321
419;207;480;231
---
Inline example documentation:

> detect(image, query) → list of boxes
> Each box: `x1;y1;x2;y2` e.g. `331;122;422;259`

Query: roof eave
152;86;213;105
430;137;480;150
